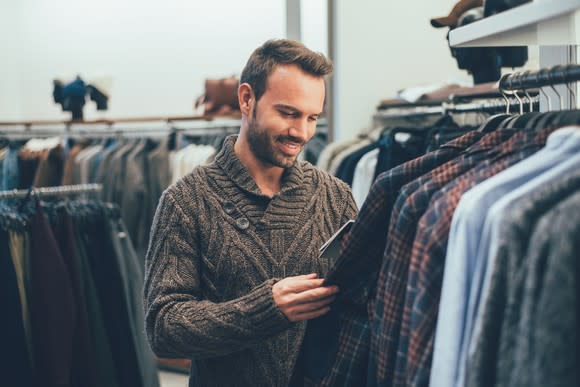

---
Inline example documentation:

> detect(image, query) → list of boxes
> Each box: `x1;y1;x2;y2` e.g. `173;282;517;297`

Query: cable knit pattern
144;135;357;387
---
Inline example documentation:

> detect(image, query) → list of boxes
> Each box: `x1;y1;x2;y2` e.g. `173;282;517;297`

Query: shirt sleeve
143;191;293;359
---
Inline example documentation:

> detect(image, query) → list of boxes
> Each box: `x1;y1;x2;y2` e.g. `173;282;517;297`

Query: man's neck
234;136;284;198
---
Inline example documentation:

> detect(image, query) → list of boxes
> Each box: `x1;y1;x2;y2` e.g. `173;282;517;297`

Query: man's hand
272;273;339;322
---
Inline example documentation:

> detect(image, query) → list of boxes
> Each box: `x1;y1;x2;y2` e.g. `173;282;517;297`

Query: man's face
246;64;325;169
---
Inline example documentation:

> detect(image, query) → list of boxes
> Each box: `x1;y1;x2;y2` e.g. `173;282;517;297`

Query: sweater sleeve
342;186;359;223
143;190;293;359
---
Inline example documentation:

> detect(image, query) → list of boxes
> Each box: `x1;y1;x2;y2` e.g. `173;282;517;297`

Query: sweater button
236;217;250;230
223;201;235;214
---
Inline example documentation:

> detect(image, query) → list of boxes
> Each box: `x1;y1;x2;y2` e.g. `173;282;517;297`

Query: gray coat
467;168;580;387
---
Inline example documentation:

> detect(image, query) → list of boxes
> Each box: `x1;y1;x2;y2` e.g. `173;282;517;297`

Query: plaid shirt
304;131;483;386
369;128;519;386
397;126;554;387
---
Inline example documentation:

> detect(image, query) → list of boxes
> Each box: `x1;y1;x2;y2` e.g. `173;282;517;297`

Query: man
144;39;357;387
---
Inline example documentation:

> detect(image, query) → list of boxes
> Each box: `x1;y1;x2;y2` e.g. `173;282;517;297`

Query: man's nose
288;118;309;142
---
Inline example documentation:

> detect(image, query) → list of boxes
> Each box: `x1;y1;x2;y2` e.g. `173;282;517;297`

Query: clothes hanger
508;72;540;129
495;102;518;131
488;73;520;130
524;71;555;131
532;86;562;131
534;70;569;130
552;81;580;128
473;75;512;133
477;113;510;133
505;88;526;129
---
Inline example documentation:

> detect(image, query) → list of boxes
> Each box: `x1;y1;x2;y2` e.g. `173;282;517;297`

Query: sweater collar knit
214;135;305;197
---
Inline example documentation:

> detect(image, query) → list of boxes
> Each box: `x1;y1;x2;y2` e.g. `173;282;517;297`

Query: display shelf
449;0;580;47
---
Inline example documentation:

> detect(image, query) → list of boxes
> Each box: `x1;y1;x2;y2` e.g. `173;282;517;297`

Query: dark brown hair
240;39;333;102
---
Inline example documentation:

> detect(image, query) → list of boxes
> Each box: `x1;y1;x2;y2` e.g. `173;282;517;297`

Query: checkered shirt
304;131;483;386
369;128;519;386
395;126;554;387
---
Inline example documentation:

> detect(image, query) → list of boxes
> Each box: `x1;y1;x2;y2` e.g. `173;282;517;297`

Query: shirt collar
214;135;305;197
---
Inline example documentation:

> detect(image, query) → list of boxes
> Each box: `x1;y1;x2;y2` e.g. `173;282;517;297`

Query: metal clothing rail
0;113;242;128
0;124;242;139
499;64;580;92
445;95;540;114
0;183;102;200
376;95;539;119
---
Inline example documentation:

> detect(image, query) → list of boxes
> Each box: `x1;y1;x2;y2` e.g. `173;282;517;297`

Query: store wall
0;2;24;121
0;0;285;121
332;0;472;141
301;0;328;56
2;1;539;131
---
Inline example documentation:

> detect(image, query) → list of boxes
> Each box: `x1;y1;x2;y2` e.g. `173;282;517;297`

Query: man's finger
297;273;318;279
292;307;331;321
289;296;336;314
282;278;325;293
292;285;339;304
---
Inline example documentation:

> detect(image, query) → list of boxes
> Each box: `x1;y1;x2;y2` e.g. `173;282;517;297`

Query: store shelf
449;0;580;47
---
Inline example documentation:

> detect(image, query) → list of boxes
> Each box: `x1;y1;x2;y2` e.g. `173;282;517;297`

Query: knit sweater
144;135;357;387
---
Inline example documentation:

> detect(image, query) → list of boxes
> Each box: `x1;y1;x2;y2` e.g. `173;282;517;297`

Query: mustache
275;135;306;146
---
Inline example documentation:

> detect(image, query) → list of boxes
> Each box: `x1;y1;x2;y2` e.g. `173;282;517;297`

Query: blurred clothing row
1;132;222;256
316;115;477;207
0;197;159;387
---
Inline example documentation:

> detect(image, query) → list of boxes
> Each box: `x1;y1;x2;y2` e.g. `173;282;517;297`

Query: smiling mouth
276;137;303;156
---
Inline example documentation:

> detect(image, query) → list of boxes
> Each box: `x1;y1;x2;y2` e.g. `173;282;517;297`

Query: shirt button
223;201;235;215
236;217;250;230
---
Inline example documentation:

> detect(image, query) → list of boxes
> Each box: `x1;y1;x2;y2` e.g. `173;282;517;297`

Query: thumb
296;273;318;279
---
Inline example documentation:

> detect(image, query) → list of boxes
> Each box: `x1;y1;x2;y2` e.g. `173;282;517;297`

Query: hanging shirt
171;144;216;184
369;127;518;387
500;189;580;387
2;144;20;190
316;137;361;171
395;126;553;387
467;167;580;387
351;148;379;207
303;130;483;386
431;127;580;387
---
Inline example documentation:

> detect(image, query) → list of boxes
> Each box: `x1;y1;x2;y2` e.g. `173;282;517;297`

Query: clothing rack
0;115;328;139
0;183;102;199
0;113;242;130
445;95;541;114
0;126;241;141
499;64;580;92
0;118;243;140
376;95;540;119
498;64;580;111
377;65;580;121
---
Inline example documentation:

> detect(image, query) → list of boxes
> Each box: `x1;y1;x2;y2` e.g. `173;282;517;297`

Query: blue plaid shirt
303;130;484;386
370;128;519;386
398;127;554;387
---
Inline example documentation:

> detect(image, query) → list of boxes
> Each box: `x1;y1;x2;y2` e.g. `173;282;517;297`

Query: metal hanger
525;70;556;130
510;72;540;129
474;78;511;133
565;81;577;110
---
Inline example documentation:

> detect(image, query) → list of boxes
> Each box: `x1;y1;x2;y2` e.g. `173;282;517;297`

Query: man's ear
238;83;254;116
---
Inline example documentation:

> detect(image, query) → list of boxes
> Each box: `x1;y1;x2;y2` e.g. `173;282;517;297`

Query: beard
246;109;305;169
